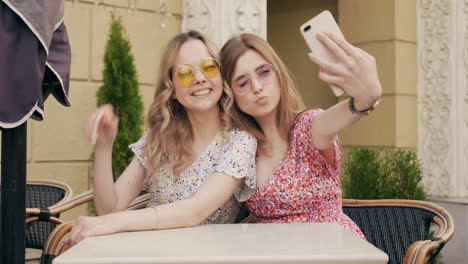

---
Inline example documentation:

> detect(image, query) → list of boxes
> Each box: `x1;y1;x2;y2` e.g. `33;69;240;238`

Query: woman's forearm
93;147;118;215
108;173;241;232
109;199;203;233
66;173;242;247
312;98;370;149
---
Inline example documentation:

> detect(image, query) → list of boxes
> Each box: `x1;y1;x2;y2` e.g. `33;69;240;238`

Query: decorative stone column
338;0;418;150
181;0;267;49
418;0;468;197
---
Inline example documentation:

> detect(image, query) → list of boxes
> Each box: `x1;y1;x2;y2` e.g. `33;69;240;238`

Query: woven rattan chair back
25;180;71;250
343;199;454;264
343;205;433;263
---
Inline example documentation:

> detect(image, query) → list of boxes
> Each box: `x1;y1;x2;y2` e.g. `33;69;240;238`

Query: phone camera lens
304;25;311;32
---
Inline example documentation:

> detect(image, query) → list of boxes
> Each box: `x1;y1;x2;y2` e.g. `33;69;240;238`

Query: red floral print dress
246;109;365;239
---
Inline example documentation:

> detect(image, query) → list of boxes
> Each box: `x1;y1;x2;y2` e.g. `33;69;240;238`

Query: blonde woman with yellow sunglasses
65;31;257;246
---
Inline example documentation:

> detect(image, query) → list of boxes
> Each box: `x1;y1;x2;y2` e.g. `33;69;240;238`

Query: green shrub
89;14;144;216
342;148;426;200
96;13;144;181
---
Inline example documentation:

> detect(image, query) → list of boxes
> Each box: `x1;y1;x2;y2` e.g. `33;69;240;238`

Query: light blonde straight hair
220;33;305;152
143;31;233;177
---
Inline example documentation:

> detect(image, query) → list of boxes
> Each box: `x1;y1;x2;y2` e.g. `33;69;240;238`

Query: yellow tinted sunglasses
175;58;220;88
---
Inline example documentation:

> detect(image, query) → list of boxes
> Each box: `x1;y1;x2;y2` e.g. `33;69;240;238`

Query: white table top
53;223;388;264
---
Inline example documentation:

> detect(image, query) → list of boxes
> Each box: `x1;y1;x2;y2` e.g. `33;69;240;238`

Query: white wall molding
418;0;468;197
182;0;266;49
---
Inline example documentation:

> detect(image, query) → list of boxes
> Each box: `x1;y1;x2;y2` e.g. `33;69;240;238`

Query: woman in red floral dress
220;32;383;239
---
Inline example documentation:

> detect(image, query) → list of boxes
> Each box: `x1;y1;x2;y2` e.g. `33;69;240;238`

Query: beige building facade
1;0;467;262
1;0;466;236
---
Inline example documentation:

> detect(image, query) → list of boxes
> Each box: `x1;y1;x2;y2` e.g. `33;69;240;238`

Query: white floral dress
129;128;257;224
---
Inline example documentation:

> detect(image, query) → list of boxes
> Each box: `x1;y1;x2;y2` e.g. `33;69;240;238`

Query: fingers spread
84;104;115;146
84;110;99;143
317;32;349;63
324;32;356;58
308;52;321;65
318;70;345;86
309;53;346;76
91;110;105;146
68;225;82;246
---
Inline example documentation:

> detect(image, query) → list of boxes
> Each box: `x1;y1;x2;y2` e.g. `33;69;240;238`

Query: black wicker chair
40;191;150;264
24;180;72;261
342;199;454;264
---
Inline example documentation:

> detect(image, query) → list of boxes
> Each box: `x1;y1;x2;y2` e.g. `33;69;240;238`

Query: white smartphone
300;10;346;97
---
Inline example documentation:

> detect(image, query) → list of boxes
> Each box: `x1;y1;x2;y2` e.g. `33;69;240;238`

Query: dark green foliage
342;148;382;199
381;150;426;200
97;14;143;181
342;148;426;200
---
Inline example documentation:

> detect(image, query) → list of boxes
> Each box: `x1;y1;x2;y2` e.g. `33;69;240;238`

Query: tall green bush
96;14;144;180
342;148;426;200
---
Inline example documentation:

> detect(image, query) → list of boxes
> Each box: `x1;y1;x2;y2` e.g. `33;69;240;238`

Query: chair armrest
41;192;150;262
414;204;454;264
41;221;75;264
26;190;93;227
404;240;429;264
126;193;150;210
405;238;447;264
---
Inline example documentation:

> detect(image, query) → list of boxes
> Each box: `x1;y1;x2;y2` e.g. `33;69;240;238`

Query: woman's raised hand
84;104;119;149
308;32;382;109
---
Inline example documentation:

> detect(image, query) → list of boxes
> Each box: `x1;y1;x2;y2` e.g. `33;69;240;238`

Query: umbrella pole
1;122;26;264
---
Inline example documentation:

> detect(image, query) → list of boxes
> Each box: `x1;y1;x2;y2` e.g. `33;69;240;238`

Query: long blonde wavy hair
143;31;233;177
219;33;305;152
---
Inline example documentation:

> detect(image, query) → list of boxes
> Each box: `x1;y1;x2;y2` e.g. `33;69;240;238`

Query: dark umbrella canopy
0;1;71;263
0;0;71;128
